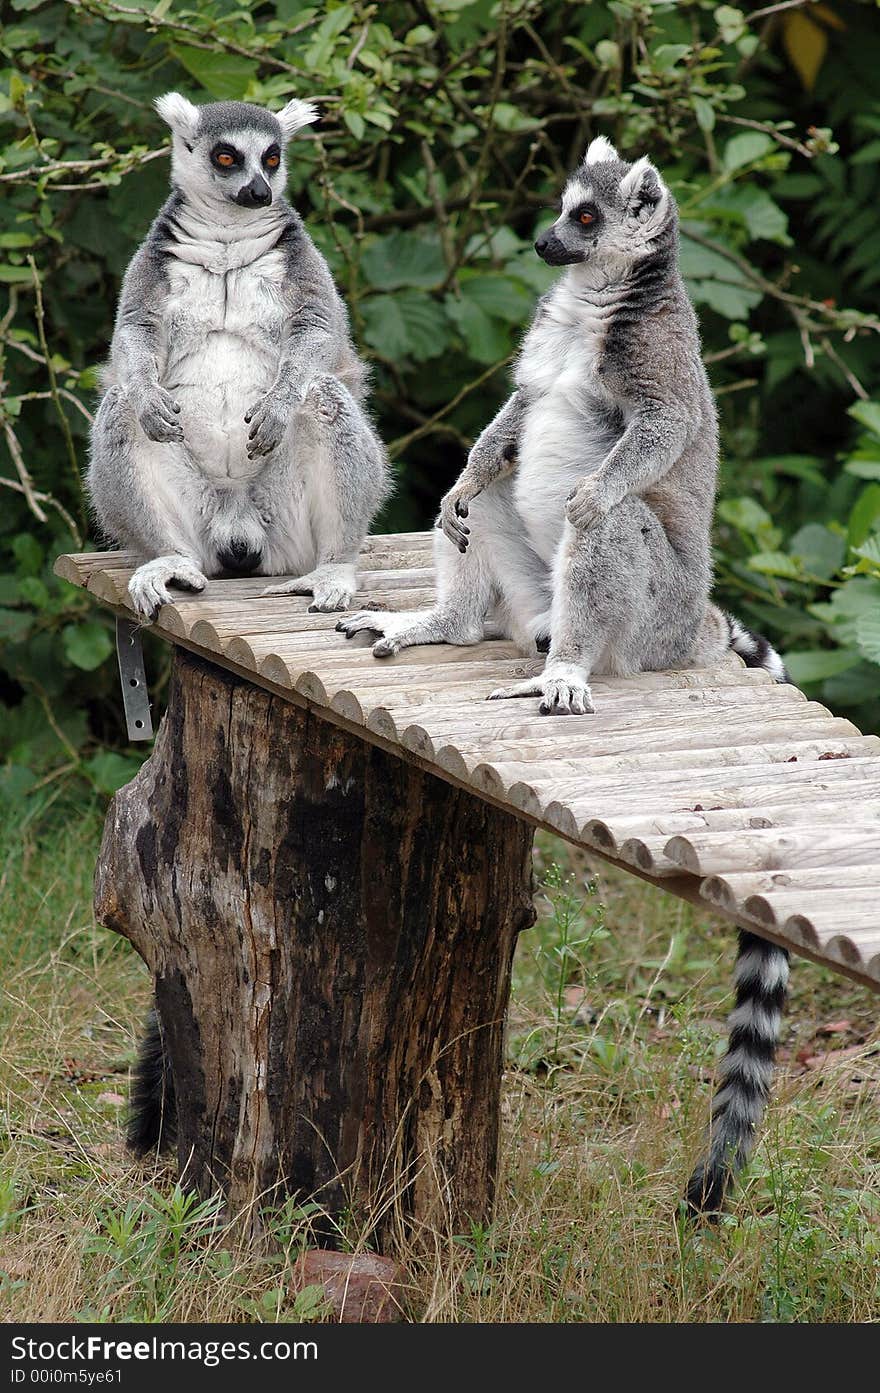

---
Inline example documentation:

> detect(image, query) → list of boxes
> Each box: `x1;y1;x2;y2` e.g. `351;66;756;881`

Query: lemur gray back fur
88;92;389;620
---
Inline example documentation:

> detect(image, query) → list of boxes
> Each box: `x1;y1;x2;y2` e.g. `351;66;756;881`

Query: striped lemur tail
725;611;789;683
686;931;790;1216
127;1007;176;1156
684;613;789;1214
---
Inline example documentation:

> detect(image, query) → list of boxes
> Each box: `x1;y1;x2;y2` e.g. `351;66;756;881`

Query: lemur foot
336;608;480;658
335;609;424;657
128;556;206;622
488;664;594;716
262;564;355;613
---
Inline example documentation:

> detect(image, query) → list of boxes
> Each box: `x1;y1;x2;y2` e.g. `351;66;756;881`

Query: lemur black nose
217;539;263;576
236;177;272;208
534;234;548;256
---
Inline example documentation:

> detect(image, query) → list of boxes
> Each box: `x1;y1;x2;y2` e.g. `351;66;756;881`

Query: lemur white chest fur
161;207;290;483
513;268;626;563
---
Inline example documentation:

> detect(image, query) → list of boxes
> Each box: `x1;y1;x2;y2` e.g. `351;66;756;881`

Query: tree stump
95;650;536;1239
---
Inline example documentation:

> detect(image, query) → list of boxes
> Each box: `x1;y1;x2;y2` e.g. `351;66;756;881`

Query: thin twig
67;0;313;76
748;0;817;21
713;378;760;396
0;473;82;541
28;256;86;526
717;114;814;160
819;335;869;400
388;357;513;459
0;146;168;185
2;421;48;524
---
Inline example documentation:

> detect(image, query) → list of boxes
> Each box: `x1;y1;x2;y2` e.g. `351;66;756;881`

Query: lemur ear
155;92;200;142
584;135;619;164
276;98;319;140
620;156;668;218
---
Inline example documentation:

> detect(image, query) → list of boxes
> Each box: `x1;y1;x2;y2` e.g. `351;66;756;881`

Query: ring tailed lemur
88;93;390;620
338;136;790;1215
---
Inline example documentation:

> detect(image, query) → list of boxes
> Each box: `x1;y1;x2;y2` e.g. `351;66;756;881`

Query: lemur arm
440;390;526;552
109;248;182;443
245;238;347;458
565;399;688;531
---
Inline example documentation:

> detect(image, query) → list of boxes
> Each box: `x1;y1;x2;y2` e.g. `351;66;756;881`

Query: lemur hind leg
490;497;699;714
87;387;210;622
261;374;389;613
337;478;551;657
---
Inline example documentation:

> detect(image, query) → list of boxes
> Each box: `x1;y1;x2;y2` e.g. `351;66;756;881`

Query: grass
1;793;879;1323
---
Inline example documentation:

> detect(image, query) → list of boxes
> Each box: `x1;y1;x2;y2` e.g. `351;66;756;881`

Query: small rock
96;1091;126;1107
289;1250;406;1323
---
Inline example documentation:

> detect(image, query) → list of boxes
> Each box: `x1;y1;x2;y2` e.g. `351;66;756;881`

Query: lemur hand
564;475;621;531
245;394;288;459
137;385;183;443
439;475;483;552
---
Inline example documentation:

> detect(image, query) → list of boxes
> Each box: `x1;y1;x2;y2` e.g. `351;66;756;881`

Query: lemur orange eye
216;152;235;167
580;211;594;225
265;153;280;168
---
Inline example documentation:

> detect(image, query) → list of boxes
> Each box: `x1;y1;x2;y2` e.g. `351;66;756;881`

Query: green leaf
361;290;448;362
717;497;773;536
784;649;860;685
62;620;113;671
854;613;880;666
171;46;253;100
0;765;37;803
653;45;691;72
848;400;880;440
360;232;446;291
84;751;143;794
847;484;880;548
343;110;365;139
11;533;43;576
445;296;509;364
459;273;533;324
756;454;824;484
715;6;746;44
788;523;845;579
809;577;880;645
488;103;541;133
722;131;773;171
844;458;880;481
680;234;761;320
706;186;791;244
0;608;32;642
0;265;34;284
850;535;880;569
747;550;801;579
692;96;715;133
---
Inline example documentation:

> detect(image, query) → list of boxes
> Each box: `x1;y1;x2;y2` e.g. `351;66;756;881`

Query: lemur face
155;93;318;213
535;136;672;269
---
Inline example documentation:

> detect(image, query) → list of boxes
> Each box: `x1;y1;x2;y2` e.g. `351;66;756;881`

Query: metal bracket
115;617;154;741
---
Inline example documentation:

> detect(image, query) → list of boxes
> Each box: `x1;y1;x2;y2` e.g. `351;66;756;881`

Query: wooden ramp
56;531;880;991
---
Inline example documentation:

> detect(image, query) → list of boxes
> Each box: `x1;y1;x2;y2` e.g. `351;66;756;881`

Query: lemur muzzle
236;176;272;208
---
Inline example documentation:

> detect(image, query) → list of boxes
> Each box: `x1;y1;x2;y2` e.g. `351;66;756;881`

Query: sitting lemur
88;93;390;619
338;137;790;1216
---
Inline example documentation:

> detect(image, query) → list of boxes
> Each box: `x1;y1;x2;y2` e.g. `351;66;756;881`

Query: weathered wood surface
57;533;880;988
95;649;535;1234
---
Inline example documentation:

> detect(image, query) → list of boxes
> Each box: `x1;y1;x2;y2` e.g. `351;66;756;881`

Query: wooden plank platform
56;532;880;991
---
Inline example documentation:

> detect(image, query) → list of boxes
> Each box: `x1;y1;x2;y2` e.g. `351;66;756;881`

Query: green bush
2;0;879;802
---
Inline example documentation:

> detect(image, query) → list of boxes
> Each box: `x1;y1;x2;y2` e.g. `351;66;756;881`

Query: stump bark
96;650;536;1238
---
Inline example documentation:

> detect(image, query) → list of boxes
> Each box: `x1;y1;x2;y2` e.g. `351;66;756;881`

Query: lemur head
155;93;318;211
535;136;674;270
